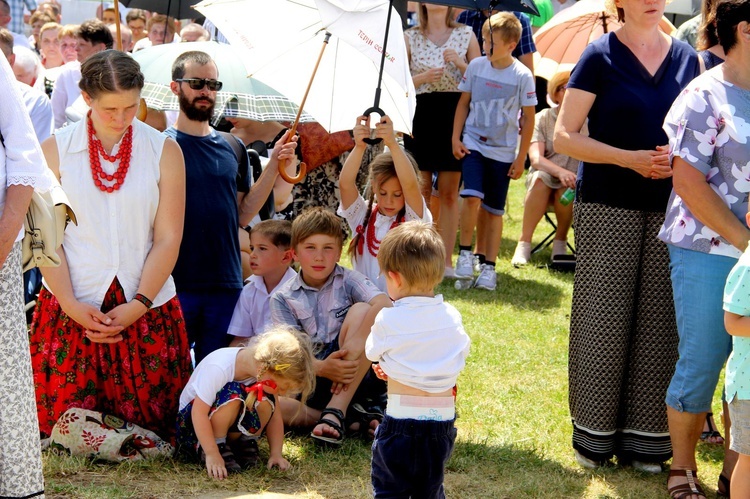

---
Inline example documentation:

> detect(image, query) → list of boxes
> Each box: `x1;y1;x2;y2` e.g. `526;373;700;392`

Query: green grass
42;177;727;498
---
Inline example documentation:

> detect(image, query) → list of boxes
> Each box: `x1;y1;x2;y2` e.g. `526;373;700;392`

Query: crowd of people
1;0;750;498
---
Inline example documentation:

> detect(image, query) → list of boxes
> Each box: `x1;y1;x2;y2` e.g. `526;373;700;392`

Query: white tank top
51;118;176;308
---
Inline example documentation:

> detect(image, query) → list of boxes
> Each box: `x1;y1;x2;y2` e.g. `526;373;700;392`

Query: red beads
361;205;403;258
87;116;133;193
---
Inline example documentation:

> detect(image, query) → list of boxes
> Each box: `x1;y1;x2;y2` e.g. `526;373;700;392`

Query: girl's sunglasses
174;78;223;91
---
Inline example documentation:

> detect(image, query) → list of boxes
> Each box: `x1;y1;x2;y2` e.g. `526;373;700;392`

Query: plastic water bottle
559;188;575;206
454;278;474;290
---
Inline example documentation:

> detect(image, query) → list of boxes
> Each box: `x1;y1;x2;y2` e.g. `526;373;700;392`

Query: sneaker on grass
455;250;474;278
474;264;497;291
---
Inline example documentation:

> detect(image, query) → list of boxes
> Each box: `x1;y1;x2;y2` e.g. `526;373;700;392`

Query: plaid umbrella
133;41;315;123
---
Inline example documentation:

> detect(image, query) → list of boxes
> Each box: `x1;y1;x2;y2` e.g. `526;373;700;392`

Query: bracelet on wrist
133;293;153;309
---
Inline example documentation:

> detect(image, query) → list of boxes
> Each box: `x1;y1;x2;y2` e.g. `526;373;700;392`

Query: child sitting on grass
270;207;391;446
176;327;315;479
338;114;430;292
227;220;296;347
366;221;471;497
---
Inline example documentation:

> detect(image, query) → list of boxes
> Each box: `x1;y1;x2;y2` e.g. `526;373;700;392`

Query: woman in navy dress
554;0;699;474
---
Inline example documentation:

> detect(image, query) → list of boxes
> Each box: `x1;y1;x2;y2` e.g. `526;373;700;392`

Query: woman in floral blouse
659;0;750;493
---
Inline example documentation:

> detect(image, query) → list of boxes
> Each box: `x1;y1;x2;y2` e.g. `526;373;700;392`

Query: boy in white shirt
366;221;471;498
227;220;296;347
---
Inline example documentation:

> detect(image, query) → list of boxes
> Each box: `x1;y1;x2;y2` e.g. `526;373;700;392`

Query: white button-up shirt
52;117;176;308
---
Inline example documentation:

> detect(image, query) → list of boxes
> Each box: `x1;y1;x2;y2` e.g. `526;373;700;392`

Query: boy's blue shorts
459;150;512;215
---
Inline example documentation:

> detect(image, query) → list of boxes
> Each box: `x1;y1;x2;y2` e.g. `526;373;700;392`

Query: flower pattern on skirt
30;278;193;443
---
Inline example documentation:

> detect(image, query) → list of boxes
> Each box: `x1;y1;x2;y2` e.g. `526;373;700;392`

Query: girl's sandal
668;469;706;499
310;407;346;446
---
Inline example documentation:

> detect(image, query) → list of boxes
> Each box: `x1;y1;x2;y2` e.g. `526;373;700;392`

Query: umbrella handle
362;106;385;145
137;98;148;122
278;158;307;184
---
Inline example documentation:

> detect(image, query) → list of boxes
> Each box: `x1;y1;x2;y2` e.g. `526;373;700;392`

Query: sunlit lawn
42;177;727;498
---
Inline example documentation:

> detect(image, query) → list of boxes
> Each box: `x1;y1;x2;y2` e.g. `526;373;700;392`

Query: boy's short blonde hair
482;12;522;45
291;207;344;249
377;221;445;291
251;219;292;250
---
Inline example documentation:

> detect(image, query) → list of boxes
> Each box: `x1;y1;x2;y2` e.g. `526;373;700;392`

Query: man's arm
238;131;297;226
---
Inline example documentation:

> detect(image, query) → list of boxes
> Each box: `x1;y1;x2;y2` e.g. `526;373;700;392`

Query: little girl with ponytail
176;327;315;479
338;115;431;292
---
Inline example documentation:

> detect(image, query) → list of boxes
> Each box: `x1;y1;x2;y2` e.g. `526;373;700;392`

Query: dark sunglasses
174;78;223;91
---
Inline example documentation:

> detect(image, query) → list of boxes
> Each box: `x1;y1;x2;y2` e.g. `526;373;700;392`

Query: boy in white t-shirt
366;221;471;497
227;220;296;347
451;12;537;291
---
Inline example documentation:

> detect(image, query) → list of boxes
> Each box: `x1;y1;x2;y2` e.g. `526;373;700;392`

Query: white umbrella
132;41;314;123
194;0;416;136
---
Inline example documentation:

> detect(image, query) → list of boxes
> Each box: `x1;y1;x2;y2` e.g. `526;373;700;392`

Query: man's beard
178;90;215;122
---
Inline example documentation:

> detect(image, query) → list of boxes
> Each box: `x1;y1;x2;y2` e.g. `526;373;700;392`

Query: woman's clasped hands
628;144;672;179
62;300;127;344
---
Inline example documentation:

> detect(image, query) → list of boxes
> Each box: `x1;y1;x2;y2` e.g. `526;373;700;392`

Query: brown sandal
668;469;706;499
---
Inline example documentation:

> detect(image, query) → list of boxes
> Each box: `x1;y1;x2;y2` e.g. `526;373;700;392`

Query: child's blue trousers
371;415;457;498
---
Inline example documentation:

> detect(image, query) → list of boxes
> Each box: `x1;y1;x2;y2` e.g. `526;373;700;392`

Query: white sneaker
443;266;456;279
472;255;482;274
552;239;568;258
474;264;497;291
631;460;662;474
455;250;474;278
511;242;532;267
574;450;604;469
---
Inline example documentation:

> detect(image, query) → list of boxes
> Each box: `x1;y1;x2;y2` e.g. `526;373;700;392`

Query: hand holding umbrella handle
277;124;306;184
362;106;385;145
278;158;307;184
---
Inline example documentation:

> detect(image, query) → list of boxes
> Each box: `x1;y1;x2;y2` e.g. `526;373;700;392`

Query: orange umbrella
533;0;676;81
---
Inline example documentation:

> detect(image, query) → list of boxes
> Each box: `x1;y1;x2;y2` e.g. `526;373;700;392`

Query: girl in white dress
338;115;430;292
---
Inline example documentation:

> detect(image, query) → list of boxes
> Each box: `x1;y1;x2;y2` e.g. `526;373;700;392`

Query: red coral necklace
357;205;403;257
87;114;133;193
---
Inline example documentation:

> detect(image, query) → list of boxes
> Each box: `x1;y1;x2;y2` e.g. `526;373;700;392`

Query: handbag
0;130;76;272
49;408;174;462
21;174;77;272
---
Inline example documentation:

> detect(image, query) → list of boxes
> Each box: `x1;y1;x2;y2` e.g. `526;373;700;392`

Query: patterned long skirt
30;278;193;442
568;203;678;463
0;243;44;498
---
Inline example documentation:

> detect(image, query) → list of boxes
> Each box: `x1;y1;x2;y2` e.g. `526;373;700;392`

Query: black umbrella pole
361;0;394;145
373;0;395;110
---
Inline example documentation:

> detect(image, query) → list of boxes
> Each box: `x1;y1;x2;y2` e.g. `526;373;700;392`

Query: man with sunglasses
165;51;295;364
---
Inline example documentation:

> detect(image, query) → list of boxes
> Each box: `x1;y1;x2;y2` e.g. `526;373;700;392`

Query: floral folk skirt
30;278;193;442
